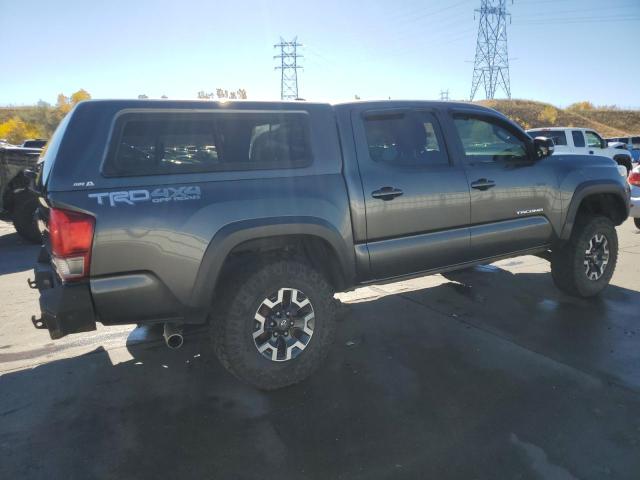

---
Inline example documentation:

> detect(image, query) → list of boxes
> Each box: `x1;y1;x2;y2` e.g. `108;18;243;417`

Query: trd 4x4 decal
88;186;201;207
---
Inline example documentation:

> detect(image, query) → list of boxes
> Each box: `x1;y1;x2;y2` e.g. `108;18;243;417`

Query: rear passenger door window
364;111;449;167
572;131;586;147
104;111;312;176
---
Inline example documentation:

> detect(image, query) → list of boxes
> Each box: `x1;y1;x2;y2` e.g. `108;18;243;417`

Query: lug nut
290;321;294;326
274;332;278;337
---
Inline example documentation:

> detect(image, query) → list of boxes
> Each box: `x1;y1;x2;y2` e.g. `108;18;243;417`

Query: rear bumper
30;248;97;339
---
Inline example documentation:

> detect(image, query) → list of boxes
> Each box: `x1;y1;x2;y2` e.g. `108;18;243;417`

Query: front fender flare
189;216;355;307
560;180;629;240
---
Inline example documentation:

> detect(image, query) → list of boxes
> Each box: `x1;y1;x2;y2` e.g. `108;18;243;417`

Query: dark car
0;145;42;241
21;139;47;149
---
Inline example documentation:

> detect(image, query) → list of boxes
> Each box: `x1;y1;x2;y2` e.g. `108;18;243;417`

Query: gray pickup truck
30;99;630;389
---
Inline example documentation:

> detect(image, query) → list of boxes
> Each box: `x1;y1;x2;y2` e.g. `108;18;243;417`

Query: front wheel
210;259;337;390
550;216;618;298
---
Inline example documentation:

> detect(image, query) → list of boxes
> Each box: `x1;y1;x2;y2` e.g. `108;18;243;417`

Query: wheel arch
190;217;355;307
560;181;629;240
613;154;632;172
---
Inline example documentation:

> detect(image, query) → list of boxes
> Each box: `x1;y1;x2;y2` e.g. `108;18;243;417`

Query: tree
138;94;149;99
538;105;558;124
0;117;42;144
214;88;247;99
567;101;594;111
70;89;91;104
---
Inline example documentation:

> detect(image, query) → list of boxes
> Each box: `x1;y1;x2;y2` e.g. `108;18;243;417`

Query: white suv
527;127;634;173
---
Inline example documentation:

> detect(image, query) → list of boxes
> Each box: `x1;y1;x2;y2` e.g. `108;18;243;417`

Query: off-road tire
551;216;618;298
210;258;337;390
12;192;41;243
634;218;640;230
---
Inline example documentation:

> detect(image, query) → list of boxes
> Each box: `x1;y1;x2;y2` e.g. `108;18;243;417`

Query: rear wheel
634;218;640;230
210;258;337;390
12;192;41;243
551;216;617;298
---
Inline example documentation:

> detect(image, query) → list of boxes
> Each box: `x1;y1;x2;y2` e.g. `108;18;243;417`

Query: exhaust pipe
163;323;184;349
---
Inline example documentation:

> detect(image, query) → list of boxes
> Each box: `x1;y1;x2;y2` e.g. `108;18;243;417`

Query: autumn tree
538;105;558;124
0;117;42;144
567;101;594;111
0;89;92;144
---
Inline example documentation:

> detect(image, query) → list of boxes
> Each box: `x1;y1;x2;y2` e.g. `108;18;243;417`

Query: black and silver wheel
583;233;609;281
551;216;618;298
253;287;315;362
211;259;337;390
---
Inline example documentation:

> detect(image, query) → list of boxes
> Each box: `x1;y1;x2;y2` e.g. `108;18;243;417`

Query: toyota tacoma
30;99;630;389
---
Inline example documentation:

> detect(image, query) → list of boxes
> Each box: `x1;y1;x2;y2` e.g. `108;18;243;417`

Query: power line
470;0;512;101
274;37;303;100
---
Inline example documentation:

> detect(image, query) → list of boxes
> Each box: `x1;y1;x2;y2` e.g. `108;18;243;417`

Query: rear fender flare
189;216;355;307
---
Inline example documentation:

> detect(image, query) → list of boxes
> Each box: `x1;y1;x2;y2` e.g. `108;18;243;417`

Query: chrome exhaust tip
163;323;184;349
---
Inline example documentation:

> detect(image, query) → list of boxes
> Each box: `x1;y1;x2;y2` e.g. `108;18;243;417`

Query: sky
1;0;639;107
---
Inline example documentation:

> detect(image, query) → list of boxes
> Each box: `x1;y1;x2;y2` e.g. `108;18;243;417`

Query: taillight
629;170;640;187
49;208;95;282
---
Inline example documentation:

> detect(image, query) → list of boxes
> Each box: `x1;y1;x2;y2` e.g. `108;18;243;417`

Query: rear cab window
103;111;313;176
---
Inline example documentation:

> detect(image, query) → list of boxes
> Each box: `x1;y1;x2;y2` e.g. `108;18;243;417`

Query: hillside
477;99;640;138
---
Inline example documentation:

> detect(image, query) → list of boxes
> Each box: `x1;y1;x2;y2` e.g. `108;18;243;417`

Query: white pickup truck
527;127;634;173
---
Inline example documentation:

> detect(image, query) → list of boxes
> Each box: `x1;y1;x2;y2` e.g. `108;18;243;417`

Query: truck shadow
0;228;39;275
1;267;640;479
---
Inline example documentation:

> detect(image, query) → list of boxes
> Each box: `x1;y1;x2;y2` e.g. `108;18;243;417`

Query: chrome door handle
372;187;404;201
470;179;496;191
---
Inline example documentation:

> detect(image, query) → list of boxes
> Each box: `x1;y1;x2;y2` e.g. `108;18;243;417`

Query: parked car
606;136;640;164
0;145;43;242
628;165;640;230
21;138;47;149
527;127;633;172
30;99;629;389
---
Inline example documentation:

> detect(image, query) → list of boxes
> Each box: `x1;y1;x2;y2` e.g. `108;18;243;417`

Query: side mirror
534;137;554;159
601;139;607;149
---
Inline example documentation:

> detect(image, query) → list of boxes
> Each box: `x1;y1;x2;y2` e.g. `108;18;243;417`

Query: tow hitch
31;315;47;329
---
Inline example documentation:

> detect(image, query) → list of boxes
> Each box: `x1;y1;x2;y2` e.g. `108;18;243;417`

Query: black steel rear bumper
30;247;97;339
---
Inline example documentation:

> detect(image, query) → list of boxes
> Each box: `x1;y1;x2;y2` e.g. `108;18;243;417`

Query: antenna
470;0;512;100
274;37;303;100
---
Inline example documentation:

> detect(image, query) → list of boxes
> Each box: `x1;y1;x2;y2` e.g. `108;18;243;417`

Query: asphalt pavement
1;220;639;479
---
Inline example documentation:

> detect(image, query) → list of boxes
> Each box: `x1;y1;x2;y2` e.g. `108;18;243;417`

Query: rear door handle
470;179;496;191
372;186;404;201
589;150;594;154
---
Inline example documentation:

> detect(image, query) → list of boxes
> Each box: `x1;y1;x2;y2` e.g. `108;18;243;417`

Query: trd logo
88;186;201;207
